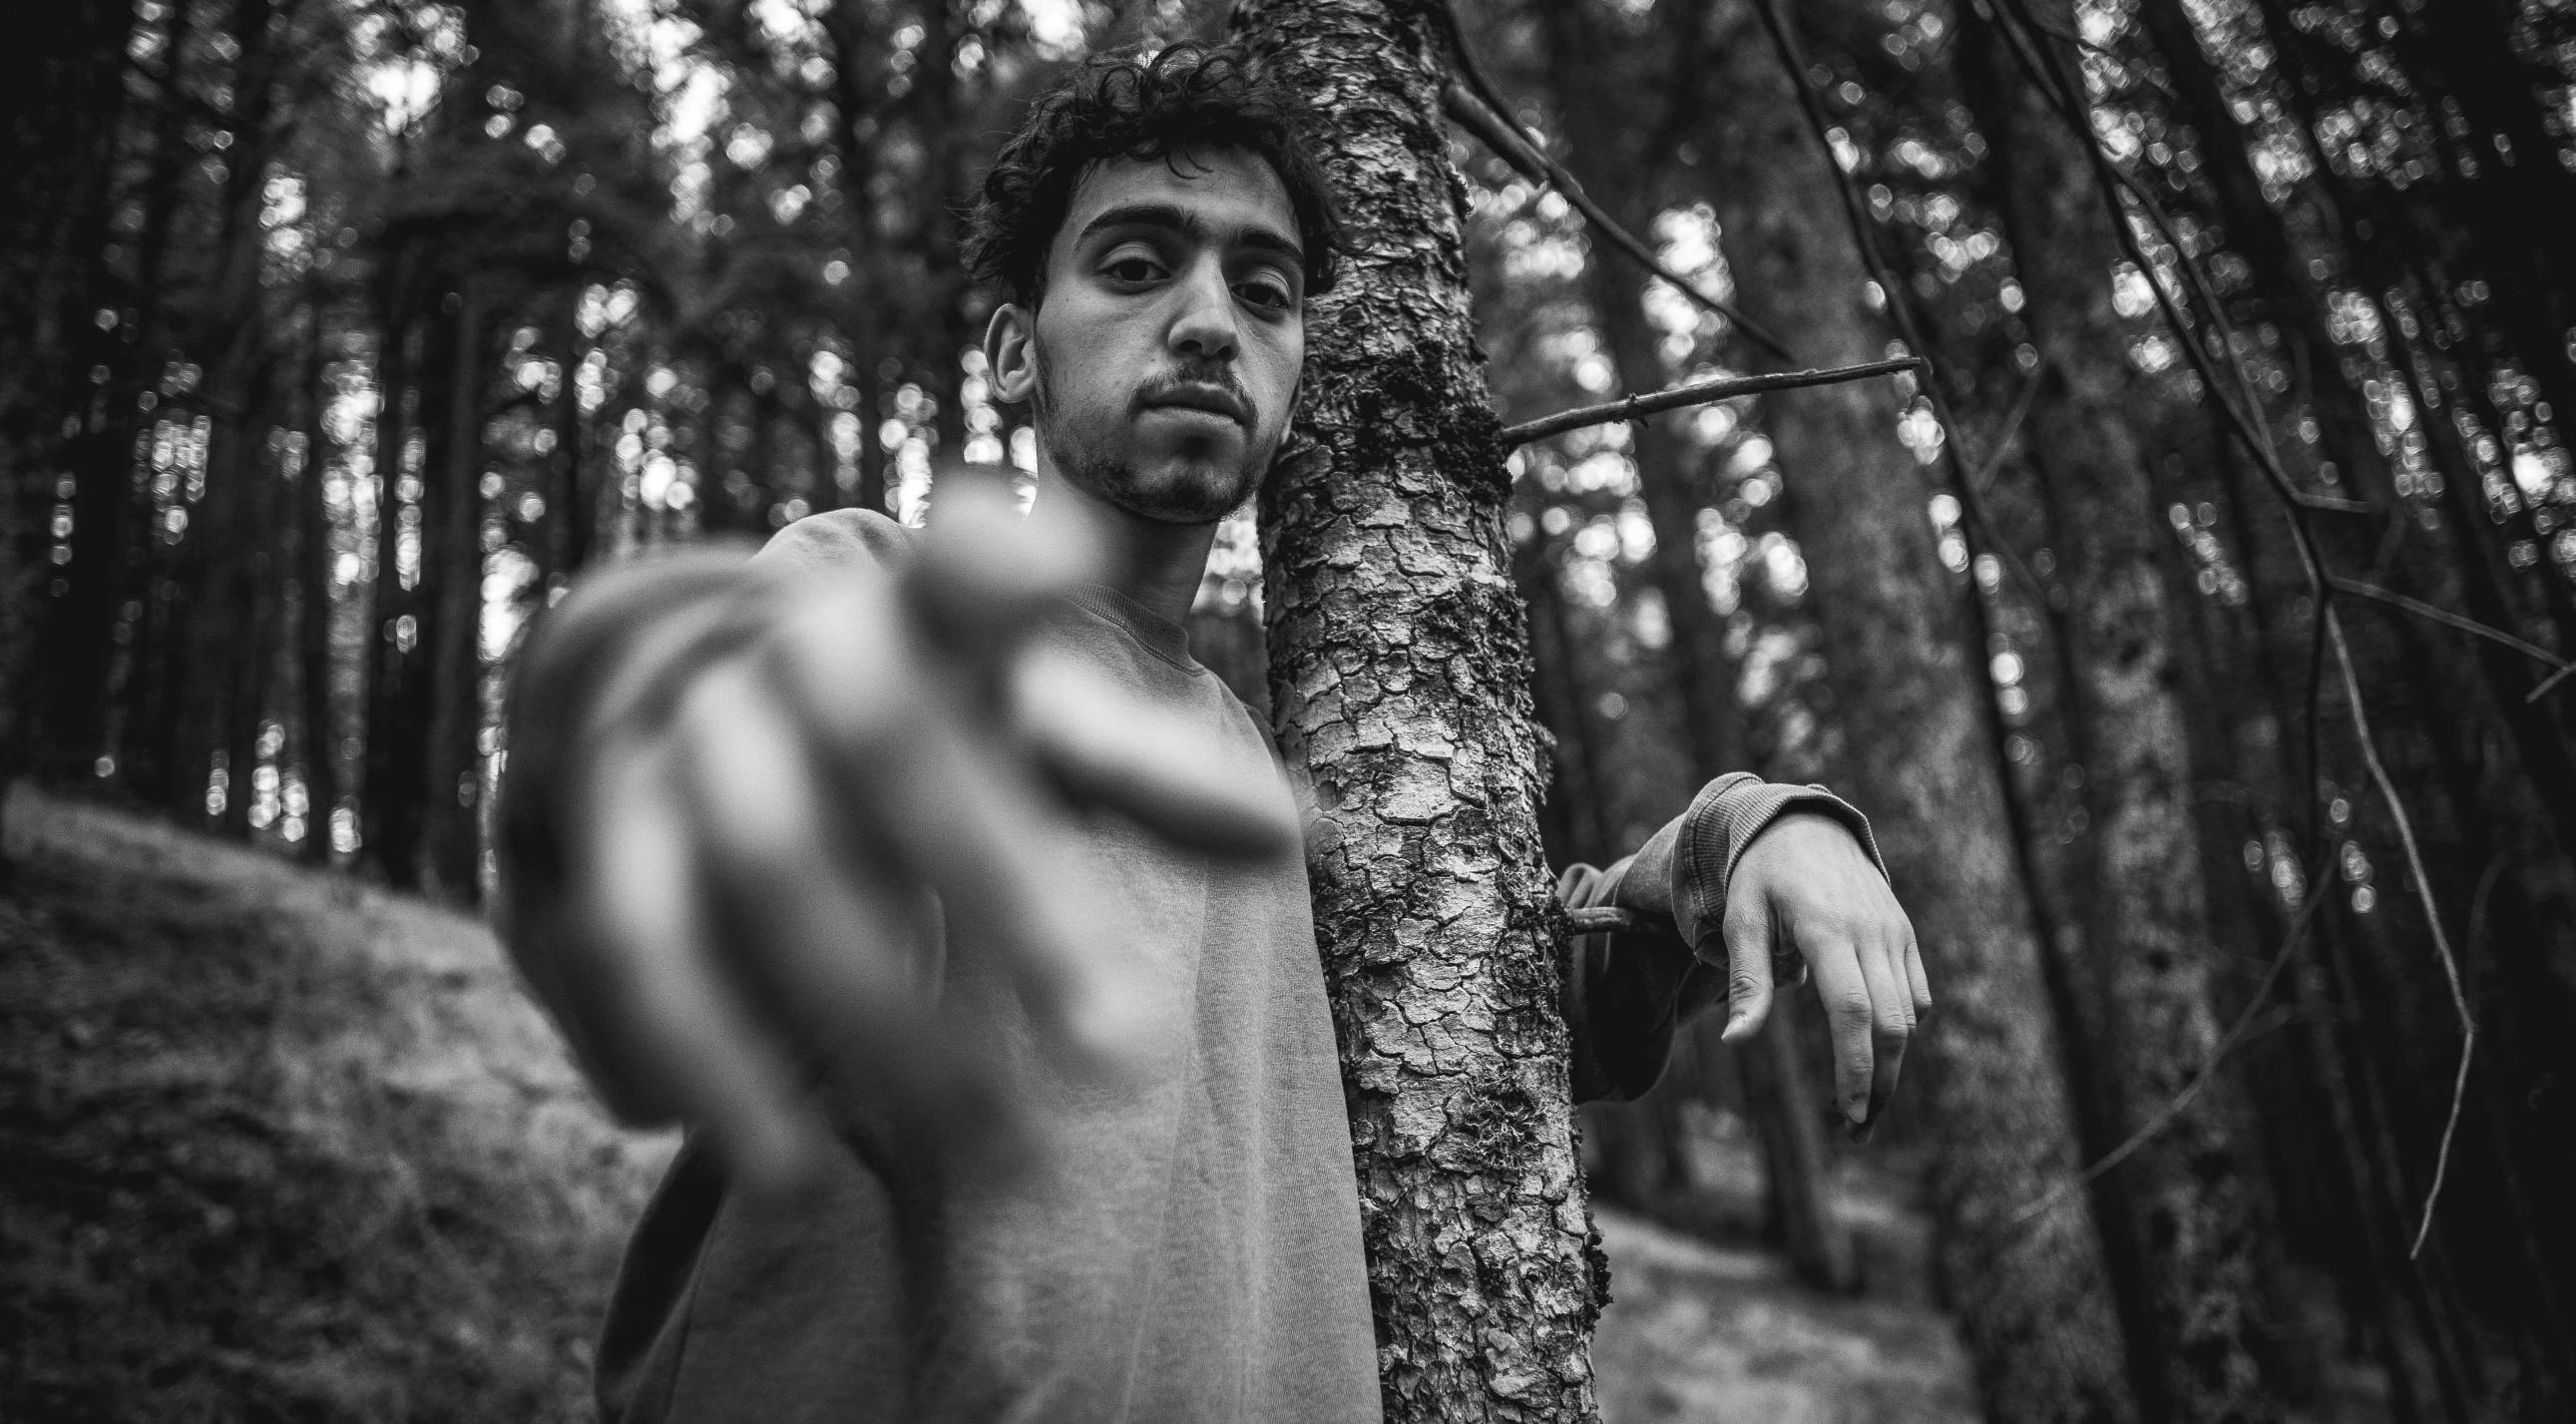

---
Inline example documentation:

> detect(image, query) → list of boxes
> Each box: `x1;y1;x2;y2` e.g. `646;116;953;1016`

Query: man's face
988;147;1307;525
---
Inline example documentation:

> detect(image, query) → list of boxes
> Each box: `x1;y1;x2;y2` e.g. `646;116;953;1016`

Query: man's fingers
771;585;1160;1086
575;744;826;1194
788;651;1160;1081
1904;933;1932;1018
1018;650;1299;860
1803;922;1878;1128
1718;897;1777;1044
1853;932;1915;1142
674;669;1009;1146
905;472;1100;662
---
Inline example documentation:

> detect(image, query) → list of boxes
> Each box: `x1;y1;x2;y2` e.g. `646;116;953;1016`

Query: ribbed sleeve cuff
1668;772;1887;968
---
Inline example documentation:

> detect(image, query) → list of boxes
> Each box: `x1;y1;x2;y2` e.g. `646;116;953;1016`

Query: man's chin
1087;461;1260;526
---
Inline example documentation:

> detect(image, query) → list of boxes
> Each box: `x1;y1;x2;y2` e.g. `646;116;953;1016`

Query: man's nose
1166;256;1240;363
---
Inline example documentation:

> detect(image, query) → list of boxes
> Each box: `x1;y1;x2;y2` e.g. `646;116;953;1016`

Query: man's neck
1028;468;1218;629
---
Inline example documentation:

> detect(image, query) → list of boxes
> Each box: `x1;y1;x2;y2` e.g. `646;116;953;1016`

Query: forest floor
2;785;1980;1422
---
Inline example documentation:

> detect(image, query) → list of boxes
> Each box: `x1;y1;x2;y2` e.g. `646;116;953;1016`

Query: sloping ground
0;787;1981;1421
1590;1207;1978;1424
0;788;675;1421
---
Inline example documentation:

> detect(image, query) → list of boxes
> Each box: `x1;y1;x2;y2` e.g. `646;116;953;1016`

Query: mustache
1129;361;1257;428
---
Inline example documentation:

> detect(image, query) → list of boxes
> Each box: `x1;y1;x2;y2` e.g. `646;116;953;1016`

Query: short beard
1032;341;1259;526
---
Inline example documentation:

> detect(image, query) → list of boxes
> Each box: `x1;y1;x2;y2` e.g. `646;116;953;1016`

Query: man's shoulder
752;507;916;576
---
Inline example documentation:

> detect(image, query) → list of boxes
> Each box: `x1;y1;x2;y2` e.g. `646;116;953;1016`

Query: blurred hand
1713;812;1929;1143
539;480;1298;1192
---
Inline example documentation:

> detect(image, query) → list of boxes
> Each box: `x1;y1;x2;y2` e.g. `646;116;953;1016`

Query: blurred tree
1655;0;2139;1413
0;0;144;875
1534;0;1856;1296
1951;4;2283;1420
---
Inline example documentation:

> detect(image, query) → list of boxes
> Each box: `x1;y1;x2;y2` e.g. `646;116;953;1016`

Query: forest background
3;0;2573;1421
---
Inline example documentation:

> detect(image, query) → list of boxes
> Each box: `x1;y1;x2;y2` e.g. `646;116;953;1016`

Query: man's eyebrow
1074;201;1306;266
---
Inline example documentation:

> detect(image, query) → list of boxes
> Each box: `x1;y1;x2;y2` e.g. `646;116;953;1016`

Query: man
496;42;1927;1423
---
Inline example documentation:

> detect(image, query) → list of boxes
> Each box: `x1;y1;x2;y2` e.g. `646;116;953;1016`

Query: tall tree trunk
1234;2;1603;1418
1955;7;2282;1422
2138;5;2576;1409
1647;0;2138;1408
0;0;135;835
296;314;341;862
418;280;489;901
1542;0;1857;1293
362;284;446;889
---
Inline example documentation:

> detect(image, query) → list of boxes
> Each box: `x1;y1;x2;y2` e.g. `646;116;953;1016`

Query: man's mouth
1137;381;1252;427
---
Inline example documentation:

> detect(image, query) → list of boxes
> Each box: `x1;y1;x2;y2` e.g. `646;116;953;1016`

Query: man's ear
985;302;1038;405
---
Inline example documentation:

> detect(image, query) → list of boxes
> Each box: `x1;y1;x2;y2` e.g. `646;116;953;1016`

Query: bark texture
1233;2;1603;1418
1673;3;2138;1417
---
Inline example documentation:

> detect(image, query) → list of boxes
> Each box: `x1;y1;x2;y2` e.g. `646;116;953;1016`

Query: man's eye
1236;279;1293;311
1104;257;1163;283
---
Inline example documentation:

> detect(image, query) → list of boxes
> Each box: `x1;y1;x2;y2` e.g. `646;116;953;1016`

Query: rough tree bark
1233;1;1604;1418
1954;6;2282;1422
1643;1;2139;1414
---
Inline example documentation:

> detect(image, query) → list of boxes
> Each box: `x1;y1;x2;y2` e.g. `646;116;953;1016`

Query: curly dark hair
964;43;1342;309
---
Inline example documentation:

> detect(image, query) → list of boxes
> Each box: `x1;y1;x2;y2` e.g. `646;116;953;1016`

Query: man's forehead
1059;148;1299;246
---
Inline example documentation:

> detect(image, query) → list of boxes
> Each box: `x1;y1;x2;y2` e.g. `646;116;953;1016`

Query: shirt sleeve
1556;772;1887;1104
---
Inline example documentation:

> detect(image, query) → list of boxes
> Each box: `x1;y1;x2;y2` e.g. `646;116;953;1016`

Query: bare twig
2528;662;2576;703
1501;358;1925;447
2325;609;2478;1258
1430;35;1798;361
1749;0;2058;628
1962;365;2043;494
2328;575;2572;672
2292;491;2376;514
2012;878;2328;1226
1983;0;2483;1247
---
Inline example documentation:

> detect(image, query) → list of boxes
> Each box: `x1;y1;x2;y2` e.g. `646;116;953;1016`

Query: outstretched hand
1714;812;1929;1142
518;480;1298;1193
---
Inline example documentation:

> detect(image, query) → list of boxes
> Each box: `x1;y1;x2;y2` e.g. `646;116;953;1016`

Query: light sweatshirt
494;508;1878;1423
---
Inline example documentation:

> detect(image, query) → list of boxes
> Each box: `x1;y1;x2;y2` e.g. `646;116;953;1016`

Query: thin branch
2528;662;2576;704
1961;364;2043;494
2327;609;2478;1258
1433;71;1797;361
2012;877;2327;1226
2328;575;2572;671
2292;491;2376;514
1749;0;2053;625
1501;357;1925;447
1986;0;2482;1258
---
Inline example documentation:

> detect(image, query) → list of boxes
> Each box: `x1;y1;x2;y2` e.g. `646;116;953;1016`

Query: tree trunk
2138;5;2576;1408
0;0;135;836
296;315;341;862
1541;0;1857;1293
418;280;489;901
1233;2;1603;1417
362;284;443;889
1955;8;2282;1422
1641;0;2138;1408
3;0;135;812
